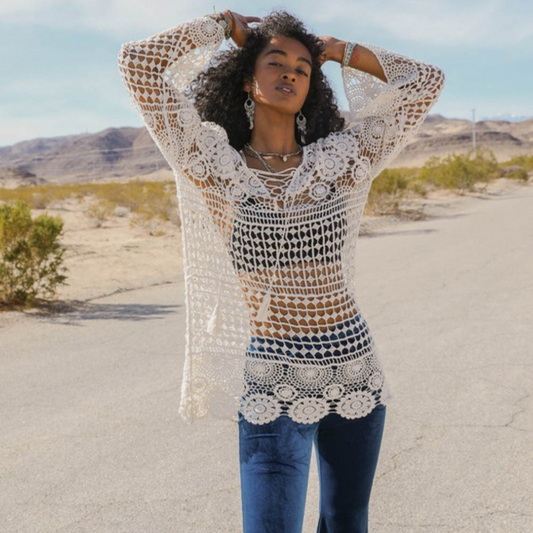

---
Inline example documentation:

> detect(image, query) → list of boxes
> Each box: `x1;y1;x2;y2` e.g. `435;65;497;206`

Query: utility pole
472;108;477;159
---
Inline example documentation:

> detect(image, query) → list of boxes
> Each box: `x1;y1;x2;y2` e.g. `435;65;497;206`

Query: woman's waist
237;260;345;286
247;311;373;347
247;288;360;335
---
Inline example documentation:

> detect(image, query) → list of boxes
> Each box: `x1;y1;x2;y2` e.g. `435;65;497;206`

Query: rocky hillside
1;114;532;187
391;114;533;167
0;128;167;187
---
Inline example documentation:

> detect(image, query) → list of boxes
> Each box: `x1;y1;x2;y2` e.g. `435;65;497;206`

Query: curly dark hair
188;10;346;150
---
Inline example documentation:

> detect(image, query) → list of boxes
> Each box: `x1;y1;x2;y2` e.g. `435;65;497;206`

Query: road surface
1;182;532;532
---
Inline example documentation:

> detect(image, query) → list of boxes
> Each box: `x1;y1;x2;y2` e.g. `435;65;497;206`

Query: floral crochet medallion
118;16;445;425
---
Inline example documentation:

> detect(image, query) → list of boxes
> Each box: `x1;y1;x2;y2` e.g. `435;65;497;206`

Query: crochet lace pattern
118;15;445;425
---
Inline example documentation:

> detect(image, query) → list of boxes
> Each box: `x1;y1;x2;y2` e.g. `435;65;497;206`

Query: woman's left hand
317;35;344;65
224;10;262;47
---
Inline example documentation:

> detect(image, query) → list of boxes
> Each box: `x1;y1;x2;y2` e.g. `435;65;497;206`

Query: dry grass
0;179;182;235
366;148;530;217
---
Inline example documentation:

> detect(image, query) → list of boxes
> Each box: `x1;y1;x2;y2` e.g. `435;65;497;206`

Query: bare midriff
236;260;360;338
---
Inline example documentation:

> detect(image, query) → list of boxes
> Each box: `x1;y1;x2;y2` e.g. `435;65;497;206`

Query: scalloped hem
238;389;392;426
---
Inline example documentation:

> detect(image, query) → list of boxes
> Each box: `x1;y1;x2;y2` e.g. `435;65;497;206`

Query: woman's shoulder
308;127;360;163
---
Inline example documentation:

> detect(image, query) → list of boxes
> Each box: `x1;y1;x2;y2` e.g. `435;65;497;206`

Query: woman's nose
282;72;296;82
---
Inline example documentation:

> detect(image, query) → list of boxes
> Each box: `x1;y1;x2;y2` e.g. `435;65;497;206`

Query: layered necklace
244;142;302;173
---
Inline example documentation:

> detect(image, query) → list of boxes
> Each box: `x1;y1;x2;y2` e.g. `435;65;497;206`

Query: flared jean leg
239;411;317;533
314;405;387;533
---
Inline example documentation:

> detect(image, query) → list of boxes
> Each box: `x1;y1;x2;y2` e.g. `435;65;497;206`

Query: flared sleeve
117;15;231;190
340;43;446;179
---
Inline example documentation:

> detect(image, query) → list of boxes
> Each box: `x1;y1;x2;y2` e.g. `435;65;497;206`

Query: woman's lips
276;85;295;95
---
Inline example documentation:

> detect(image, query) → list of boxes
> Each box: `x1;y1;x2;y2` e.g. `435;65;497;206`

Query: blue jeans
238;404;387;533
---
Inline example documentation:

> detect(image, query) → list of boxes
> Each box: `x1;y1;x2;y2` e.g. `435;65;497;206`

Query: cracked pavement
1;182;532;532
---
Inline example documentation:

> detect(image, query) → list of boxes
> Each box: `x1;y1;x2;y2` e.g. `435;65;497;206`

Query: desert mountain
1;114;532;187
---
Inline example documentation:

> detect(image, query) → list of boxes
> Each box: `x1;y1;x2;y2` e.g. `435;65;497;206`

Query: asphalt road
1;182;532;533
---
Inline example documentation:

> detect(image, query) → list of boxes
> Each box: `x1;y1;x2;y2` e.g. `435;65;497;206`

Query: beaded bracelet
342;42;357;67
208;11;233;40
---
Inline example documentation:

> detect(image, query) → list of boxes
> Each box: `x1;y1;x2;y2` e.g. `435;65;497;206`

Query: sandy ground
2;177;526;310
39;195;184;304
1;177;532;532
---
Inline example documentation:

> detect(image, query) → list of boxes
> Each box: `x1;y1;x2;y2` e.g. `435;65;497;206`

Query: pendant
256;290;272;322
282;155;288;162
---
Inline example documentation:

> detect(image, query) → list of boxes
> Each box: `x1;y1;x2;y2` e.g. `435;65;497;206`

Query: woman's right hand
222;10;262;47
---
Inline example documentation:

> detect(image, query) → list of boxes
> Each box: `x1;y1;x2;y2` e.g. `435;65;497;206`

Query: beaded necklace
244;143;302;172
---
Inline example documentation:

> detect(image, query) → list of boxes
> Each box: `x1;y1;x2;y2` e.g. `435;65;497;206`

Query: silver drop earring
244;92;255;130
297;110;307;143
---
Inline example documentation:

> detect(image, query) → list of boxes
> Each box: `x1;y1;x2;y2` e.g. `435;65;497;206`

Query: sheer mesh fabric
118;16;445;424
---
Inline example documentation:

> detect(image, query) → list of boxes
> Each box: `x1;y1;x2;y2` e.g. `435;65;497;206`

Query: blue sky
1;0;531;147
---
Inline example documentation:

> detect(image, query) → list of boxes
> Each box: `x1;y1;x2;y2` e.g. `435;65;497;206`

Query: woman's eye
268;62;308;76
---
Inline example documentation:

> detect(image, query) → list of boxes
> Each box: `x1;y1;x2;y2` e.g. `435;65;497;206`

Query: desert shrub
82;180;181;228
367;169;406;216
0;180;182;232
129;186;180;235
0;201;68;306
499;165;528;181
0;183;83;209
500;154;533;173
85;198;115;228
418;148;500;191
509;168;528;181
366;167;425;216
130;211;167;236
31;191;55;209
371;168;409;196
0;186;39;208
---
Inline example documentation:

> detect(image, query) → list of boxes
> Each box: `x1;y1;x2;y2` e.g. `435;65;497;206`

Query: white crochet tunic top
118;15;445;425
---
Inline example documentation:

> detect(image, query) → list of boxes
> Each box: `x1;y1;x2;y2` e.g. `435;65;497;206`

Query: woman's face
244;36;312;115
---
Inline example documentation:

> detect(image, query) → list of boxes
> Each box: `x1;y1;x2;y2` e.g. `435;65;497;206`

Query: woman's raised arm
320;36;445;181
117;15;231;190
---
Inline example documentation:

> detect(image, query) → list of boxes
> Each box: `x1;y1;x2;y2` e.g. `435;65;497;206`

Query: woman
118;8;445;532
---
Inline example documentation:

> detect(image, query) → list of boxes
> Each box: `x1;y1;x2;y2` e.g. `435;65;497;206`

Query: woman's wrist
341;42;355;67
332;40;347;64
208;10;233;39
221;10;235;38
337;40;360;67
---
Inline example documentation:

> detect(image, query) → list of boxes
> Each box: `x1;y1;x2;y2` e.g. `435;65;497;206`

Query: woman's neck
249;105;299;154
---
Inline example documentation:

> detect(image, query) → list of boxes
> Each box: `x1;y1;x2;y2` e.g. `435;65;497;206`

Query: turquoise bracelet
342;42;357;67
208;11;232;39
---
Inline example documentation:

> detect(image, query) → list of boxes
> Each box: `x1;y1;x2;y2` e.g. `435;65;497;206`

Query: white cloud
0;0;58;15
0;0;202;36
301;0;532;48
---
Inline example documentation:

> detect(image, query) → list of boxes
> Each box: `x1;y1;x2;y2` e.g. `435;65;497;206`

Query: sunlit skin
243;36;312;166
220;10;388;334
224;9;386;173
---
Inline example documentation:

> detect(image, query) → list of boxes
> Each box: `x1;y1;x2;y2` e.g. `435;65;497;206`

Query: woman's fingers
226;12;262;46
231;12;262;25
